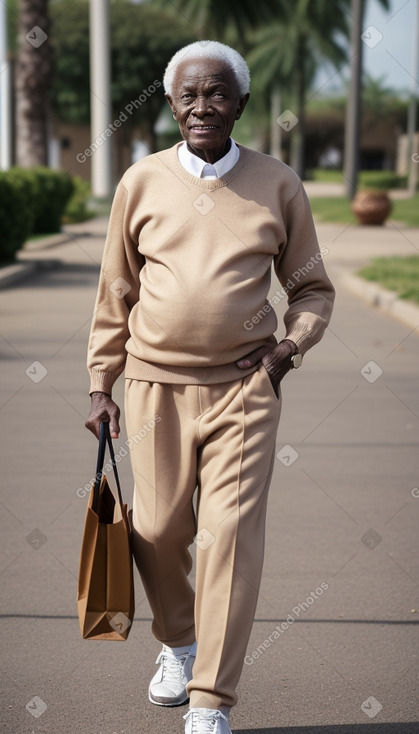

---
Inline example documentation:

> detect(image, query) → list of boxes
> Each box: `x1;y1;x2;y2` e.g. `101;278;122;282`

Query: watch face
292;353;303;368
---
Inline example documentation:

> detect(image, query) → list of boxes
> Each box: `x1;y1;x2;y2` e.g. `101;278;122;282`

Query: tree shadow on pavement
234;724;419;734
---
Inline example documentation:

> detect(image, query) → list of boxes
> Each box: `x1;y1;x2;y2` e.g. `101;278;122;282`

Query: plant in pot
351;171;395;225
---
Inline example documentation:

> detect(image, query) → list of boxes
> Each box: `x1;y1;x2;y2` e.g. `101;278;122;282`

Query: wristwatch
291;352;303;369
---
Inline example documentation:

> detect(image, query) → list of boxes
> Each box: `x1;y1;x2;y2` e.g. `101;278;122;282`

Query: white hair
163;41;250;97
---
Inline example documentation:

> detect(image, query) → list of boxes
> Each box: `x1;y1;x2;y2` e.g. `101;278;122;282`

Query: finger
85;405;111;439
109;405;121;439
236;357;253;369
236;347;266;369
109;420;120;439
236;346;271;369
85;417;100;439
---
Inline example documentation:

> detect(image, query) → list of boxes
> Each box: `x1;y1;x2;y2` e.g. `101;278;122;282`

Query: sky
315;0;417;97
363;0;416;91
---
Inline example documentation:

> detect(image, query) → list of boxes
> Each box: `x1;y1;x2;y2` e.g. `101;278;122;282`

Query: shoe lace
186;709;227;734
156;651;187;683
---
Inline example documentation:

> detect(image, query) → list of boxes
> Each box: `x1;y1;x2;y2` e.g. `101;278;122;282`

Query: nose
192;95;213;117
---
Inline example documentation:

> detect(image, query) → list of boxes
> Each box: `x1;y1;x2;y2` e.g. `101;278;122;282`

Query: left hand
236;340;299;396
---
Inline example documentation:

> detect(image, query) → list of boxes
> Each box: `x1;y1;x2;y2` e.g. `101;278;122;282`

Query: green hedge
0;167;75;263
62;176;92;223
359;171;407;191
30;167;74;233
0;171;37;263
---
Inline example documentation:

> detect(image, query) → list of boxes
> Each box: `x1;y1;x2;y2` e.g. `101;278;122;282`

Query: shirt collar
177;138;240;179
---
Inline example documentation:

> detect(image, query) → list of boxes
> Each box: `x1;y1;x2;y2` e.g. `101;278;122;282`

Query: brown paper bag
77;422;134;640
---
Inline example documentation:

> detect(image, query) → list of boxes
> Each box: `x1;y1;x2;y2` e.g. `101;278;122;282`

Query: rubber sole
148;689;189;707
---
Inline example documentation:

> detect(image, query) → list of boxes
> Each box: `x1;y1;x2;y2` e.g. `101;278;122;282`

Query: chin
188;135;226;149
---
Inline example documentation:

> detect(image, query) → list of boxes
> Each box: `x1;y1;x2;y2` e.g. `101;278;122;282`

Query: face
165;57;249;163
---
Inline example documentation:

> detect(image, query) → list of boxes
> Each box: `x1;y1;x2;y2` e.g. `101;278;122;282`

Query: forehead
173;57;238;91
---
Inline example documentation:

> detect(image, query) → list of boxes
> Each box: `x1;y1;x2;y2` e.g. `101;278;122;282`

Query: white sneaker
148;642;196;706
183;708;231;734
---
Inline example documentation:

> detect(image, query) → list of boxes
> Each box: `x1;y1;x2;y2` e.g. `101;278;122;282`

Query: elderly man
86;41;334;734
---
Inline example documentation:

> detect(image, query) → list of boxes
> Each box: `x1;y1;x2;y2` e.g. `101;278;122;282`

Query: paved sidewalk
1;215;418;734
317;216;419;331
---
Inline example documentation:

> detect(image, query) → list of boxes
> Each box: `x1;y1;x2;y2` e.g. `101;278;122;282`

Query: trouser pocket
259;364;281;400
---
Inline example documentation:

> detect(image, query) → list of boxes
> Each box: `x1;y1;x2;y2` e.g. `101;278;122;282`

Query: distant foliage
50;1;194;126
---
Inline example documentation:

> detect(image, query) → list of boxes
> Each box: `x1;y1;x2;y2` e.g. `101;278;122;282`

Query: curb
0;258;63;290
341;272;419;332
23;232;71;251
0;231;71;289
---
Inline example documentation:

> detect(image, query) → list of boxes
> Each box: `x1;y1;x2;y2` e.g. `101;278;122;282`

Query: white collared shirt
178;138;240;179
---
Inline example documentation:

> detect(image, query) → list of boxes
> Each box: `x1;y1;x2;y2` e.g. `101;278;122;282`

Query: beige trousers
125;366;281;709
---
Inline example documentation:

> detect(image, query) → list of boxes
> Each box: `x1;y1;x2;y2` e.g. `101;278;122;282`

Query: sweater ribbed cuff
88;369;119;396
284;323;314;355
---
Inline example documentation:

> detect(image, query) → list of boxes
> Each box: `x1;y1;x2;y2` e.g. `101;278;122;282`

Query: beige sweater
87;143;335;395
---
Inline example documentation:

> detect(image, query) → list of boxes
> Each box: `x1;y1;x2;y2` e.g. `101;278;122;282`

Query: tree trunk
138;121;158;154
270;87;282;159
15;0;52;167
343;0;365;199
290;42;306;180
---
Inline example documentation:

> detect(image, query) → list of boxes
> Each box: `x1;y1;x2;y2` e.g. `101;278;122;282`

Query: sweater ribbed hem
124;353;258;385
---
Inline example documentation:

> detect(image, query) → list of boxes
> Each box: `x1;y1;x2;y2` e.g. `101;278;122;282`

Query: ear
165;93;177;119
236;93;250;120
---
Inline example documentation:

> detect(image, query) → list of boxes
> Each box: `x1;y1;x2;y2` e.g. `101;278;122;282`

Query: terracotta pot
351;190;392;225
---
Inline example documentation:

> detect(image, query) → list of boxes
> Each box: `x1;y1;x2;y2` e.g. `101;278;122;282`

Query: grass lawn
309;194;419;227
308;169;407;188
309;197;354;223
389;196;419;227
27;232;62;242
309;169;344;183
358;256;419;305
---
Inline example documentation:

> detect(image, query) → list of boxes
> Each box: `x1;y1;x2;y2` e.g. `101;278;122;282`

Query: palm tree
247;0;349;178
15;0;52;166
157;0;282;41
344;0;389;198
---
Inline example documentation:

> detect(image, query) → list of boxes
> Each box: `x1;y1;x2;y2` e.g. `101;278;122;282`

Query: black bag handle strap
92;421;124;513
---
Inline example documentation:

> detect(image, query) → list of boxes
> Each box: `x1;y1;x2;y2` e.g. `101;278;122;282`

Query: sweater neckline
161;143;249;190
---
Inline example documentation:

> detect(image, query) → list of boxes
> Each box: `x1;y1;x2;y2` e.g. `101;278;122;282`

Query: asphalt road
1;218;418;734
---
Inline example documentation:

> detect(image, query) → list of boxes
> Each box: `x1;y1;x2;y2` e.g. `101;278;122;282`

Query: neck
186;138;232;164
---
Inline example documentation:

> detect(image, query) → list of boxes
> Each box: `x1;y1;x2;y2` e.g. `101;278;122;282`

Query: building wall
304;110;404;171
396;133;419;176
52;120;133;186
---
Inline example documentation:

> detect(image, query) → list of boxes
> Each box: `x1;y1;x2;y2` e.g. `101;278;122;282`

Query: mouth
189;125;218;131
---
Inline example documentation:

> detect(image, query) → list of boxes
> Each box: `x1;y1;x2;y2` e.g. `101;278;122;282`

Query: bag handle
92;421;124;513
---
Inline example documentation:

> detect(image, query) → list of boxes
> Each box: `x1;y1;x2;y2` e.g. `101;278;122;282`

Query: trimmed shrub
7;168;39;237
359;171;406;191
29;167;74;233
62;176;92;223
0;171;37;263
0;167;77;262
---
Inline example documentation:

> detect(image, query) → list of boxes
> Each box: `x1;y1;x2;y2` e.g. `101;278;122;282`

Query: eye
181;93;194;101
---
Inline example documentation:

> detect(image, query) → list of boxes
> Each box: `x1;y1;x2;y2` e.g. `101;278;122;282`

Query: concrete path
1;215;418;734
